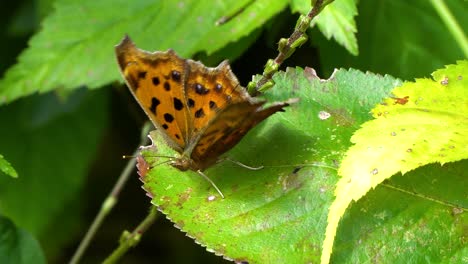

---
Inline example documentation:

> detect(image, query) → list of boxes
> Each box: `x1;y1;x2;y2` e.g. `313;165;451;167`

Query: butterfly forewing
115;36;191;152
184;60;249;134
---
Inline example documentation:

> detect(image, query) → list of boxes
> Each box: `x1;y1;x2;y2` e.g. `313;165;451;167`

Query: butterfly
115;35;291;196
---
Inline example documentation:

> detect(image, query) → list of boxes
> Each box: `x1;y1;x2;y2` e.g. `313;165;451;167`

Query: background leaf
0;89;108;255
0;154;18;178
141;67;400;262
0;0;287;105
0;214;46;264
332;161;467;263
314;0;467;79
292;0;359;55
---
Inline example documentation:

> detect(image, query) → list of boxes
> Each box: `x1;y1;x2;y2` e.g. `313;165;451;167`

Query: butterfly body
115;36;291;172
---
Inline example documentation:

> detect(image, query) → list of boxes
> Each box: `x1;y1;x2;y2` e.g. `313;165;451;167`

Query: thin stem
103;206;159;264
248;0;330;94
429;0;468;57
69;122;152;264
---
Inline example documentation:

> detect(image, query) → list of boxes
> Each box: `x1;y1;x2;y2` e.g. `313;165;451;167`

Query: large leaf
331;161;467;263
140;67;401;262
322;60;468;263
0;89;108;250
0;0;288;105
0;214;46;264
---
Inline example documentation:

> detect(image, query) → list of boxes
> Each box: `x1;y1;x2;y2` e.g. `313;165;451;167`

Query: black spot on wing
152;77;160;86
164;82;171;91
209;101;217;110
164;113;174;123
138;71;147;79
171;70;181;82
188;98;195;108
195;108;205;118
173;98;183;110
149;97;160;114
194;83;209;95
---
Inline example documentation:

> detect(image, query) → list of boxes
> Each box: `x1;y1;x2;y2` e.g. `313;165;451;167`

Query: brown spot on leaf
394;96;409;105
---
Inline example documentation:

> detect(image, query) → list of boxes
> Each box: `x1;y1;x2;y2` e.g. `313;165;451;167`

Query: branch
103;206;159;264
247;0;333;94
69;122;153;264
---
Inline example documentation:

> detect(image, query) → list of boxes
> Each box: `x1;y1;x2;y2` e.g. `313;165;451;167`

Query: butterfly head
170;155;197;171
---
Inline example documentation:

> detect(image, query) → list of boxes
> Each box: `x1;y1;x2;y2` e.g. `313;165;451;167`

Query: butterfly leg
196;170;225;199
218;157;264;170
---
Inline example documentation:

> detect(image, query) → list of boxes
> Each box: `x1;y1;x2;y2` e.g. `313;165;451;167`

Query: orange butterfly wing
116;36;293;172
115;36;191;152
184;60;246;134
180;57;290;170
191;100;290;170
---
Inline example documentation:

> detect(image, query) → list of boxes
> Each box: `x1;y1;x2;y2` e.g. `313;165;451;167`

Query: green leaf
0;89;108;252
141;67;400;262
291;0;358;55
331;161;467;263
315;0;467;79
0;214;46;264
321;60;468;263
0;154;18;178
0;0;287;105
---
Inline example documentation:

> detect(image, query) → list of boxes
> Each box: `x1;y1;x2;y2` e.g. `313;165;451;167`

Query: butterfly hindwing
190;100;290;170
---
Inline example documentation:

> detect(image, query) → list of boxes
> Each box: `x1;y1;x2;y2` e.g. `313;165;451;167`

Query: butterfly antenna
123;154;176;160
152;159;174;167
224;157;264;170
196;170;225;199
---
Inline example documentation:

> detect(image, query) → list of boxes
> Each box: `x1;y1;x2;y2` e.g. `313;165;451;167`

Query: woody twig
69;122;152;264
103;206;159;264
247;0;333;95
